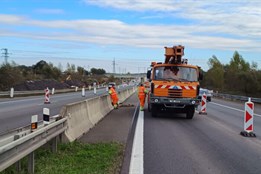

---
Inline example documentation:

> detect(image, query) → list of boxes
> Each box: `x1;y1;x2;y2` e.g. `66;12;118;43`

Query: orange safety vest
109;88;118;98
138;86;146;96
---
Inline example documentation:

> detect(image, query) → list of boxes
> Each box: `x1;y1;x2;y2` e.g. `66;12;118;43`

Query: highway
131;98;261;174
2;90;261;173
0;87;128;134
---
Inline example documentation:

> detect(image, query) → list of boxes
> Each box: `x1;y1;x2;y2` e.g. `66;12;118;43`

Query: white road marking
0;99;57;106
129;110;144;174
210;102;261;118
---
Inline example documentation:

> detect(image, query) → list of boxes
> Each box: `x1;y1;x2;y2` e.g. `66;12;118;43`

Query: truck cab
147;45;202;119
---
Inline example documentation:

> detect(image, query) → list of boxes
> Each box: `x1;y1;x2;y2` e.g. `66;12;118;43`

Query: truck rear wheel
186;106;195;119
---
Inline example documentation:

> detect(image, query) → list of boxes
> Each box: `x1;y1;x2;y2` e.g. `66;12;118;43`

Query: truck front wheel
186;106;195;119
151;105;158;117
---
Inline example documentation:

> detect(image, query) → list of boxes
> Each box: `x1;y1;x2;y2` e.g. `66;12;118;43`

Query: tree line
1;52;261;97
201;51;261;97
0;60;106;90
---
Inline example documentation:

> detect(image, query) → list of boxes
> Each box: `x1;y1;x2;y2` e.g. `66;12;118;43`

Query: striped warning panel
154;85;196;90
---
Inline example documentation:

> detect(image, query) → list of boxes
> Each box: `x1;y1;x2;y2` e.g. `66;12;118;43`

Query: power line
1;48;10;64
113;58;116;74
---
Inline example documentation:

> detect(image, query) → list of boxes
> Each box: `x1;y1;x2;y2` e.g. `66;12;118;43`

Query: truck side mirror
147;70;151;80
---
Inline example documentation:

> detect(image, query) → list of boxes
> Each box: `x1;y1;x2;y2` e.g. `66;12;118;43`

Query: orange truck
146;45;202;119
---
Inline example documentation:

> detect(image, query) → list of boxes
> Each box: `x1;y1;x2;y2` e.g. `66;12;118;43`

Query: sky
1;0;261;73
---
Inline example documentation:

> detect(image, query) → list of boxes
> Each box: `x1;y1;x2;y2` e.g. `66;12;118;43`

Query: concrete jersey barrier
61;87;136;142
87;95;112;125
60;101;93;142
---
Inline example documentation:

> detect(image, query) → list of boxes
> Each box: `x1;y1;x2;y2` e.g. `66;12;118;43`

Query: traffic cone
199;93;207;115
240;98;256;137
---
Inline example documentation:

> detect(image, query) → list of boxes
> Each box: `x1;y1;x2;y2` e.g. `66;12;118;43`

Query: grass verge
1;141;124;174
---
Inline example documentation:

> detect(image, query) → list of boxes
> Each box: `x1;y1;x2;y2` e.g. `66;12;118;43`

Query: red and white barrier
199;93;207;115
240;98;256;137
44;88;50;104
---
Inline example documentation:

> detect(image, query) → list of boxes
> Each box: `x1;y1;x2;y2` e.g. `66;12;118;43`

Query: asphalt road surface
2;92;261;174
131;98;261;174
0;87;131;134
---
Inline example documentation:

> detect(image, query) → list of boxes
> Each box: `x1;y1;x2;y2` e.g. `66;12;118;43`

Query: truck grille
168;89;182;98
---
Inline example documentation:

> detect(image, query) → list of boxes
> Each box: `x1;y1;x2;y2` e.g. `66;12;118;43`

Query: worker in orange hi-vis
108;85;119;109
138;83;148;111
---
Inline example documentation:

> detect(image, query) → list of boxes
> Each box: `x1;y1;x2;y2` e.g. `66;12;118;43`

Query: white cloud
34;8;65;14
0;11;260;52
84;1;261;38
85;0;184;12
0;14;24;24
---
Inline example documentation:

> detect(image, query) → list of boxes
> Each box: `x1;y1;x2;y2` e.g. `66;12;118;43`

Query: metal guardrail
0;86;132;172
0;86;108;98
213;93;261;104
0;88;78;97
0;115;61;147
0;117;67;172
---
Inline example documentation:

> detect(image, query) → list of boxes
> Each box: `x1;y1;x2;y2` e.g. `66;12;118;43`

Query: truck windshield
153;66;198;82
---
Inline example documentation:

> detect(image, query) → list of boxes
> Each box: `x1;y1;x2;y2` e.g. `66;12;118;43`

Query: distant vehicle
108;82;116;87
122;83;128;87
198;88;212;102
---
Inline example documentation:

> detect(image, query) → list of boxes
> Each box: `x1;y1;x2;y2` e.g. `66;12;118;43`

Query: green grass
1;142;124;174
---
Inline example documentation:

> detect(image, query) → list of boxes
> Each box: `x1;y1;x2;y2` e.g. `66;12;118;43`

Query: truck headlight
154;99;159;103
191;100;195;104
